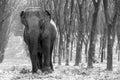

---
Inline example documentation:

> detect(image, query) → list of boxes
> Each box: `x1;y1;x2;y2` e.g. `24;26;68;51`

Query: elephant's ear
45;10;51;18
44;10;51;22
20;11;27;26
20;11;25;18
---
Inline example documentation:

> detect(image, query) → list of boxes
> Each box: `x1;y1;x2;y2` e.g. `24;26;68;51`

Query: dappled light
0;0;120;80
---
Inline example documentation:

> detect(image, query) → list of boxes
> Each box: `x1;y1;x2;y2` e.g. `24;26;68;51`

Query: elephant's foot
32;67;38;73
37;63;42;70
51;65;54;71
37;69;42;74
51;68;54;71
42;67;53;74
32;70;37;73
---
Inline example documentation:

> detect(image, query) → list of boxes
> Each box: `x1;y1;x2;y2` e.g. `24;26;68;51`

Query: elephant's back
25;7;43;12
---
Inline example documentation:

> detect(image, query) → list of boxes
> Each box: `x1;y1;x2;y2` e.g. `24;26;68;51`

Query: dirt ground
0;33;120;80
0;59;120;80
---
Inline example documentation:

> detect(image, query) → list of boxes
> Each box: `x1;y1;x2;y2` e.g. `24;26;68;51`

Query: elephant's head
20;7;51;34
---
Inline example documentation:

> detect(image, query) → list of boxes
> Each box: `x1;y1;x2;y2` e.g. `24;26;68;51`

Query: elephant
20;7;58;73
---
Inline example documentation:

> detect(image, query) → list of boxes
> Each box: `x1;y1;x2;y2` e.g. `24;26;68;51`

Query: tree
0;0;11;63
87;0;101;68
64;0;74;65
116;0;120;61
103;0;117;71
52;0;64;65
75;0;85;66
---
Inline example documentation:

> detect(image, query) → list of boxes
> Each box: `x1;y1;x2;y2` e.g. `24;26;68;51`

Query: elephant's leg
24;36;37;72
29;46;38;73
42;39;52;73
30;54;37;73
33;50;39;73
37;52;40;69
37;53;43;70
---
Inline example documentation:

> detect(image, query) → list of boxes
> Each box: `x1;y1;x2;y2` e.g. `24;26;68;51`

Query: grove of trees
0;0;120;71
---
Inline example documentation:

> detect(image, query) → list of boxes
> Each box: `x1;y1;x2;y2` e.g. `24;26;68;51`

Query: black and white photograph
0;0;120;80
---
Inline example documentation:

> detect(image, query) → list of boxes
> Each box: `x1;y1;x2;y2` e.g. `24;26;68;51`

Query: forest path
0;58;120;80
0;32;119;80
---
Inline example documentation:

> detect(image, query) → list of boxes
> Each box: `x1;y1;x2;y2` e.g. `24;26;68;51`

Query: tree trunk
58;33;63;65
63;39;66;61
53;47;56;63
52;0;64;65
103;0;117;71
0;0;10;63
85;34;89;62
74;0;84;66
64;0;74;66
101;28;107;62
99;35;103;62
87;0;101;68
66;35;70;65
103;28;107;60
117;36;120;61
107;24;114;70
107;15;116;70
75;37;82;66
116;17;120;61
101;50;104;62
70;35;74;61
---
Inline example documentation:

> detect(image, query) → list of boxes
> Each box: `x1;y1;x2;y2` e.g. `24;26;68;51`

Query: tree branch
103;0;110;25
112;0;117;27
92;0;96;6
92;0;101;8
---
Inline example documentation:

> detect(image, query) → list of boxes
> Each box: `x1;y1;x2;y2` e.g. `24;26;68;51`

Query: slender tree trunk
101;50;104;62
117;37;120;61
0;0;10;63
64;0;69;66
70;35;74;61
116;17;120;61
74;0;84;66
75;36;82;66
64;0;74;65
66;35;70;65
87;0;101;68
100;35;103;62
99;35;102;58
85;34;89;62
101;37;105;62
58;33;63;65
107;24;114;70
52;0;64;65
103;0;117;71
63;39;66;61
101;28;107;62
66;26;70;66
53;47;56;63
103;28;107;60
106;20;116;70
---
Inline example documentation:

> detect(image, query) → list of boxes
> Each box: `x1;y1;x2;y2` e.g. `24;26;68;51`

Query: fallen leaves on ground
0;63;120;80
